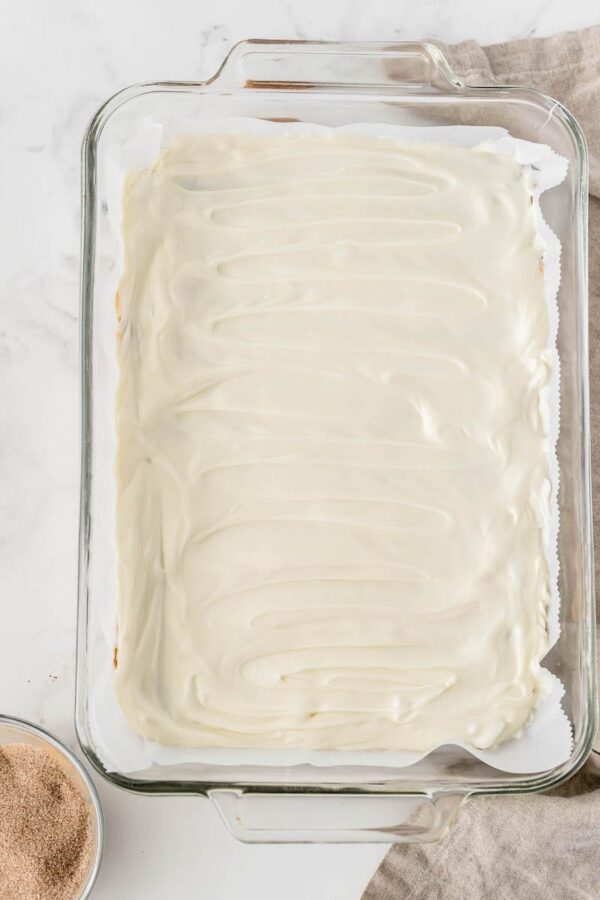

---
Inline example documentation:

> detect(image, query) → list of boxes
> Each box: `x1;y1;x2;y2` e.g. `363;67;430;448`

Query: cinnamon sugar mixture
0;743;93;899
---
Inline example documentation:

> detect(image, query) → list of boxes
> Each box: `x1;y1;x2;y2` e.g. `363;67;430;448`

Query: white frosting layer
114;132;551;752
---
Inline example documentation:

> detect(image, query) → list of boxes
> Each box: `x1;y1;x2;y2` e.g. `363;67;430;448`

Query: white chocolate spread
114;132;552;751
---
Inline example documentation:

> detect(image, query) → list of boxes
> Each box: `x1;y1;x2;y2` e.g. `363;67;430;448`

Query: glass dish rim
76;38;596;802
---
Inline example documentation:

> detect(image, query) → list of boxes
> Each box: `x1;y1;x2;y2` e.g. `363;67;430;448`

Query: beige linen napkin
363;26;600;900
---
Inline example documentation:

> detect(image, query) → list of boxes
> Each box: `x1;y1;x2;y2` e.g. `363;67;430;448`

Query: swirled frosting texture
114;133;551;752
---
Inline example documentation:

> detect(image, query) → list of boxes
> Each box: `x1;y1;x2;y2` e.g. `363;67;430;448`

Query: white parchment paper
94;118;570;775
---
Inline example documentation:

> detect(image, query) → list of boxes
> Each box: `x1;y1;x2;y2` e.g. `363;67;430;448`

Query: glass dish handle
208;789;468;843
209;39;463;92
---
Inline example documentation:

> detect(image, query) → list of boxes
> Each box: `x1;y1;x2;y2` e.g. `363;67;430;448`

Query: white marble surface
0;1;597;898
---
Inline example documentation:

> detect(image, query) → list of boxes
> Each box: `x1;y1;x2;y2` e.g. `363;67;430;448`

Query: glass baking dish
77;40;595;843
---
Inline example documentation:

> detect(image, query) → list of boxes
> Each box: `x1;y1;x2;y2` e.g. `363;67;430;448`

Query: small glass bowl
0;714;104;898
